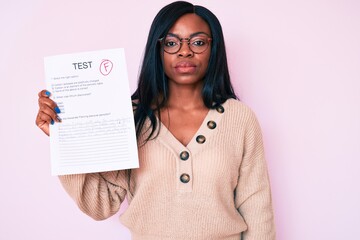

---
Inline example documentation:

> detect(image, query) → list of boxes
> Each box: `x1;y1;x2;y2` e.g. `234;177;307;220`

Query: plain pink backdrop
1;0;359;239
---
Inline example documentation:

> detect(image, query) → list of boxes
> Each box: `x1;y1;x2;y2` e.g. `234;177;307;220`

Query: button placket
180;173;190;183
179;151;189;161
216;105;225;114
207;120;217;129
157;102;227;193
196;135;206;144
177;149;193;192
193;104;223;146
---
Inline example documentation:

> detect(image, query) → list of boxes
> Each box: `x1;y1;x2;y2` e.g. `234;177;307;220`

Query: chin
170;77;204;86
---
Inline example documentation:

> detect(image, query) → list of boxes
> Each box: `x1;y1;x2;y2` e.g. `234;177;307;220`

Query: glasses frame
159;32;212;54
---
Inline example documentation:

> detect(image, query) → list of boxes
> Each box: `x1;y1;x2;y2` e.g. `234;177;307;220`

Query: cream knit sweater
59;99;276;240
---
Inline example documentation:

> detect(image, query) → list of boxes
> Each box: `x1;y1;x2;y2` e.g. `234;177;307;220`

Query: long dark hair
131;1;237;142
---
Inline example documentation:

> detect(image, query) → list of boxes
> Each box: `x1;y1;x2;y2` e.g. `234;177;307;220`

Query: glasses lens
163;36;180;54
189;34;210;54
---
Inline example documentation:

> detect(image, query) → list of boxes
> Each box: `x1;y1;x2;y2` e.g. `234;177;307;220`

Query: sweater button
207;120;217;129
180;151;189;161
196;135;206;144
216;105;224;113
180;174;190;183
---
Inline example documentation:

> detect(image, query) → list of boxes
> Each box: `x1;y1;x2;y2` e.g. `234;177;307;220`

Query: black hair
131;1;237;142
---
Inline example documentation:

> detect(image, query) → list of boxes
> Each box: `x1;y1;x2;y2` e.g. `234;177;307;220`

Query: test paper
44;48;139;175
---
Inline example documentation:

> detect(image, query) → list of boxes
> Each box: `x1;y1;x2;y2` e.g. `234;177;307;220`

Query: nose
178;41;193;57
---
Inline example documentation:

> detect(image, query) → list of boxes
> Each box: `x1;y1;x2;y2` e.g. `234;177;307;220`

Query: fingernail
54;106;61;113
51;119;54;125
45;91;51;96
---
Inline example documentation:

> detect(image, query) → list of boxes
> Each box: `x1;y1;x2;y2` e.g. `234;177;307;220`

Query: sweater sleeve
58;170;128;221
235;112;276;240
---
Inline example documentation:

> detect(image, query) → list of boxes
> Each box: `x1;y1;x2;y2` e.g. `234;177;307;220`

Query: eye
191;39;206;46
164;38;179;48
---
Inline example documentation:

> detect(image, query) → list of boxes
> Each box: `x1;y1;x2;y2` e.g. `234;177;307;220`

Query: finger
38;95;59;112
38;90;62;114
36;110;54;125
35;113;51;136
39;104;61;123
38;89;52;98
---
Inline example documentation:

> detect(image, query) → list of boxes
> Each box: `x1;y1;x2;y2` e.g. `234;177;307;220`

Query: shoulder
222;99;265;149
223;98;258;122
221;98;263;136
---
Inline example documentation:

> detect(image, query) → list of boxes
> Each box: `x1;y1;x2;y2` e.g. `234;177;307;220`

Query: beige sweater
59;99;276;240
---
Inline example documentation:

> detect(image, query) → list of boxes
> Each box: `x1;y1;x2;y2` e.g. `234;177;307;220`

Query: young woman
36;1;276;239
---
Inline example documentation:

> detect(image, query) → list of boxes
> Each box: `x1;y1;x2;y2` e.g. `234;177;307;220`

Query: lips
175;61;196;68
174;61;197;74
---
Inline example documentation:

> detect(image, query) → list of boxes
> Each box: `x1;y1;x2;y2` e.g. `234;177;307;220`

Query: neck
166;82;205;110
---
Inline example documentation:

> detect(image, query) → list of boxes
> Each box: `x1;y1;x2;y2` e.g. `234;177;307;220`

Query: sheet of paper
44;48;139;175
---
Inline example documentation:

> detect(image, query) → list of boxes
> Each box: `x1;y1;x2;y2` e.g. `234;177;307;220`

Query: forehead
168;13;211;37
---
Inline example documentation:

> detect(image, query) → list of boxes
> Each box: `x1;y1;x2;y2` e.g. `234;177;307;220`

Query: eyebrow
166;31;211;38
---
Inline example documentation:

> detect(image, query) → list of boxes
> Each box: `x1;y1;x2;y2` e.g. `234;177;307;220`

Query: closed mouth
175;61;196;68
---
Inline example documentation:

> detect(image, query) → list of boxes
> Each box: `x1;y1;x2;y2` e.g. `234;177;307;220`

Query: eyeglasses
159;32;212;54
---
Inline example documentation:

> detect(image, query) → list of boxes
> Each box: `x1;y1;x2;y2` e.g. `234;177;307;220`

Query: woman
36;1;276;239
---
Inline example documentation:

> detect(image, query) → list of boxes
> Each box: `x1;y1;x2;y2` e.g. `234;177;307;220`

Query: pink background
1;0;359;239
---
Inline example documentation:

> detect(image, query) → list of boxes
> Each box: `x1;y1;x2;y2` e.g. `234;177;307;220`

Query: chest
160;108;209;146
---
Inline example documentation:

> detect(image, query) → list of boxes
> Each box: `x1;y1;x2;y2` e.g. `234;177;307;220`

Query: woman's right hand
35;90;61;136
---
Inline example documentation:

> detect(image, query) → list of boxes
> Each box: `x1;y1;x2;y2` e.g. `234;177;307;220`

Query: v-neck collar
156;101;226;156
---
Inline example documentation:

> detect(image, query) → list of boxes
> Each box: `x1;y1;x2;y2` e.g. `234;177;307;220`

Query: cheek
200;53;211;73
163;55;173;76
